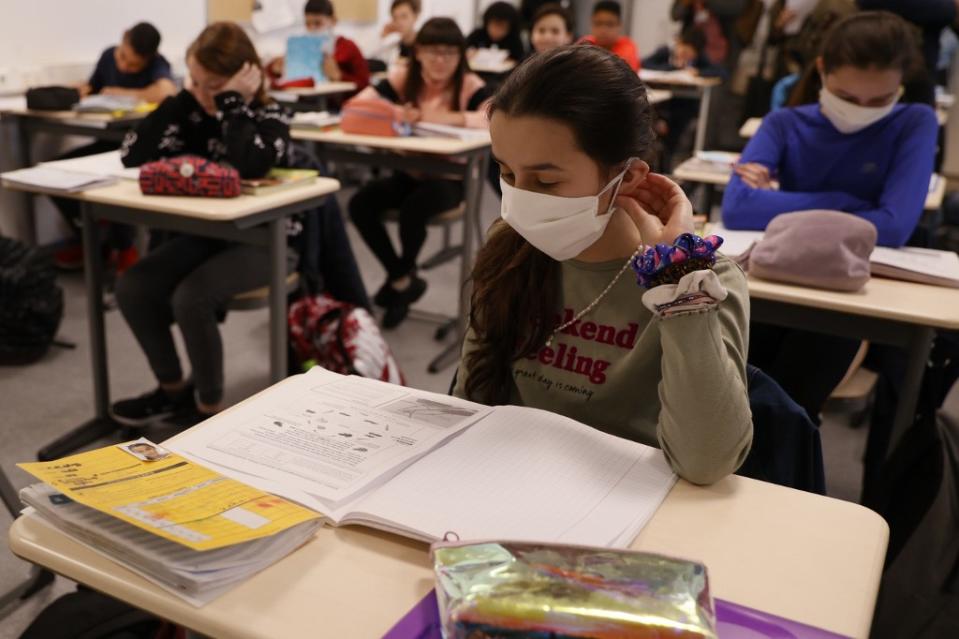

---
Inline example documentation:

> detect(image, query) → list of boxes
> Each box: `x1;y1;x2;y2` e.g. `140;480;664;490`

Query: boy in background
580;1;639;71
381;0;420;60
466;1;527;63
55;22;176;271
267;0;370;92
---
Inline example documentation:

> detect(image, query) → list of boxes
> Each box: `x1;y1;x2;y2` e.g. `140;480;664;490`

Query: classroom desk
0;176;340;461
673;157;945;211
269;82;357;112
0;104;146;238
8;435;889;639
747;274;959;468
739;111;949;139
291;127;491;373
638;69;721;154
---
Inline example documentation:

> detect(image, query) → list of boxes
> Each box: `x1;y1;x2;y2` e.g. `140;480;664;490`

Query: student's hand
382;22;399;37
267;57;284;78
734;162;774;190
322;56;342;82
101;86;129;97
221;62;262;103
617;173;695;247
400;103;421;124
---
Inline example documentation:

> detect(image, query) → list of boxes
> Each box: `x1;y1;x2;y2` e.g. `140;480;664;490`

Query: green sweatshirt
454;255;753;485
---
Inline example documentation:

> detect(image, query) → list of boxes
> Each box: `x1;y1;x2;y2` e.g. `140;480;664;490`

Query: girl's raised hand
616;173;694;247
222;62;262;103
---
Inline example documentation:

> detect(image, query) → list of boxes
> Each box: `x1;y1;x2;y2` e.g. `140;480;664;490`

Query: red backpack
288;293;404;384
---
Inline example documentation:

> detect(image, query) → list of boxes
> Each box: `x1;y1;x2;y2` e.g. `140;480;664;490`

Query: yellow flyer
19;439;320;551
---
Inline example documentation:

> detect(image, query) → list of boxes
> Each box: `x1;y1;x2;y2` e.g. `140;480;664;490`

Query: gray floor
0;185;869;636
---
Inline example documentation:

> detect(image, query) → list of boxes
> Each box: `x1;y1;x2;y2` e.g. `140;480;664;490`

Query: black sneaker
394;275;427;306
111;385;195;426
165;404;217;432
373;280;394;307
382;304;411;329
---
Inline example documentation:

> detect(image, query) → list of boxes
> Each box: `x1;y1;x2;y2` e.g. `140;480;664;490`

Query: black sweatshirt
120;89;292;179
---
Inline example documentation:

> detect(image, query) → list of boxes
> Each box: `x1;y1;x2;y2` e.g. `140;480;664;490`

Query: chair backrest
738;365;826;494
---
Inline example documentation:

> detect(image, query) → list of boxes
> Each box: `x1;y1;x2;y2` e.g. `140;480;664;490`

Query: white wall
0;0;206;243
630;0;676;57
0;0;206;92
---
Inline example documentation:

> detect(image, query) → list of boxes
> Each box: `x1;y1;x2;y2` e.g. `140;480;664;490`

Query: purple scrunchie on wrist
630;233;724;289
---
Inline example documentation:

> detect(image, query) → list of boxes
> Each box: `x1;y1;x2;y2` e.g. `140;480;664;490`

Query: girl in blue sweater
723;11;938;248
723;11;938;425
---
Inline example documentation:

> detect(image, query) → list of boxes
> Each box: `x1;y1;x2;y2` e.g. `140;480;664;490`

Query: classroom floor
0;186;868;634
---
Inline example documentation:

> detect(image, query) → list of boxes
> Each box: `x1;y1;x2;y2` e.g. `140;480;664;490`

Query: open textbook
167;367;677;549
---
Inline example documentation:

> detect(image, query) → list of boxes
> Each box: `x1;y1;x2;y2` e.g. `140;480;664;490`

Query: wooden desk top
291;127;491;155
269;82;357;100
748;273;959;330
0;178;340;222
8;474;886;639
0;107;145;129
647;89;672;105
639;69;722;88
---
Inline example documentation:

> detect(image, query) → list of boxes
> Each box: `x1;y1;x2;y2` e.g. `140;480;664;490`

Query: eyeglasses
419;47;461;60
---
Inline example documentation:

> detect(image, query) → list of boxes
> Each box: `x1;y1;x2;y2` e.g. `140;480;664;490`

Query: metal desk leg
887;327;936;458
428;150;489;373
268;219;288;383
16;117;37;244
38;203;121;461
693;85;713;155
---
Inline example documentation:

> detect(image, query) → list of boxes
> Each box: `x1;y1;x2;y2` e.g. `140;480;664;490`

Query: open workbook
167;367;677;549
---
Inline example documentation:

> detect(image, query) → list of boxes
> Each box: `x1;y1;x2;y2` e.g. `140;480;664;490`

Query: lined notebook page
345;406;676;548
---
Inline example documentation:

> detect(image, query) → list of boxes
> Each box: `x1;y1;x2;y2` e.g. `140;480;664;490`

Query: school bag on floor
0;236;64;365
288;292;404;384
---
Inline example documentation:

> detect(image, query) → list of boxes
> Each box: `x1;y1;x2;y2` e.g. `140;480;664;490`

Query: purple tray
383;590;850;639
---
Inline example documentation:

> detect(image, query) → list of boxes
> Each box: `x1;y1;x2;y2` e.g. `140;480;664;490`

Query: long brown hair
405;17;468;110
187;22;269;104
464;45;655;404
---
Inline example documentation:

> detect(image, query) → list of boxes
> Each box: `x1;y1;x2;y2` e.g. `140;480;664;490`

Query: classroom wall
0;1;206;243
0;1;206;92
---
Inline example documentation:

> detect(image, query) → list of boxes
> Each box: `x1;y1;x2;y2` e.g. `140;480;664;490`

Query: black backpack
18;586;171;639
0;236;64;365
25;86;80;111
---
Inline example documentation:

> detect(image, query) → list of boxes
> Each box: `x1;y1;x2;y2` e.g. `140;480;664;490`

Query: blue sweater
722;103;938;247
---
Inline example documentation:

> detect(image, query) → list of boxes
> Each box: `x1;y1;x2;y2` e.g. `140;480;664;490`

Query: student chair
0;466;54;619
225;272;301;312
383;202;467;270
826;341;878;427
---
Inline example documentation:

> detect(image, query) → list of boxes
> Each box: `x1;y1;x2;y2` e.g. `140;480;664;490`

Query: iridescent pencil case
431;540;717;639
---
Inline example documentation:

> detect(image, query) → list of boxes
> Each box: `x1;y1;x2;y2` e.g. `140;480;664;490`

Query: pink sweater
354;66;492;129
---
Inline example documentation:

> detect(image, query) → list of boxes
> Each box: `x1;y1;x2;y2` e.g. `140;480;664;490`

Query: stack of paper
40;150;140;181
291;111;342;129
0;166;117;193
18;442;322;606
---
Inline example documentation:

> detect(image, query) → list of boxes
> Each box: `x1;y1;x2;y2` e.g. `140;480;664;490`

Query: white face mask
819;84;900;134
500;160;635;261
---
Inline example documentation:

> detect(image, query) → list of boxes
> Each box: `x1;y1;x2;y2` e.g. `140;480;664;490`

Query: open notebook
168;368;676;549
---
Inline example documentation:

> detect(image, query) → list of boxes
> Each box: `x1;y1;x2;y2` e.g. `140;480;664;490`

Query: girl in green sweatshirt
454;45;752;485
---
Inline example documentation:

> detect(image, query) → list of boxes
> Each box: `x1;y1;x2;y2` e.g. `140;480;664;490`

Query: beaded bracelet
630;233;724;289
